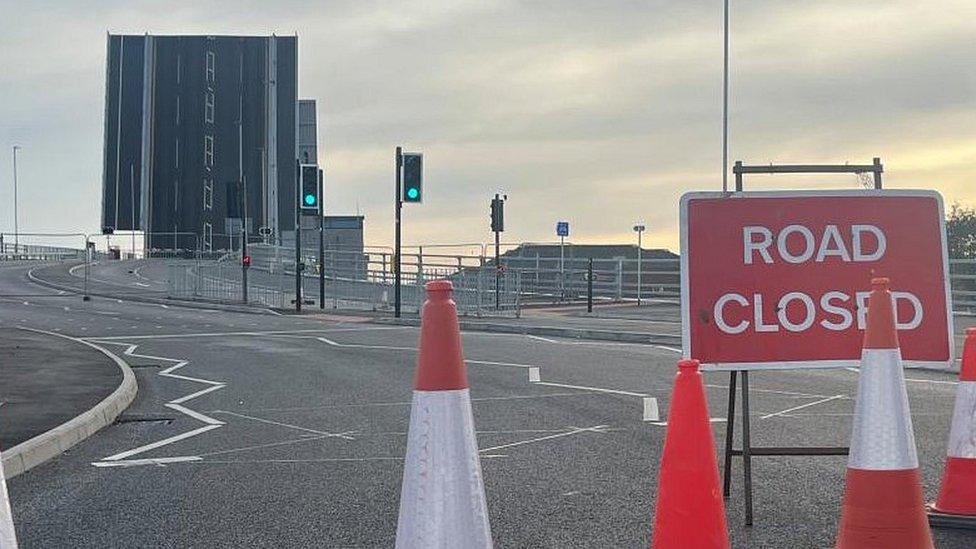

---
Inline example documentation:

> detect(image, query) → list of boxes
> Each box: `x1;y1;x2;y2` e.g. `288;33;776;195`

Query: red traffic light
243;255;251;267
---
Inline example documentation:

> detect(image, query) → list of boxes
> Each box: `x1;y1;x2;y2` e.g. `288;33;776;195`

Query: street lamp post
12;145;21;253
633;223;646;306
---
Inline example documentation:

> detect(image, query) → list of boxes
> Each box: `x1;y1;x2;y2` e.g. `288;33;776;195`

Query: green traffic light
304;194;316;206
406;187;419;200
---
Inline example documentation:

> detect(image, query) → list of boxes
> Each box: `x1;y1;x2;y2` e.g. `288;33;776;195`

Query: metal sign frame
687;158;954;526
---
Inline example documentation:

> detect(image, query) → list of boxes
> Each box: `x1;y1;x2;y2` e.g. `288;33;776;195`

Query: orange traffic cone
651;359;729;549
929;327;976;526
835;277;933;548
0;450;18;548
395;280;492;549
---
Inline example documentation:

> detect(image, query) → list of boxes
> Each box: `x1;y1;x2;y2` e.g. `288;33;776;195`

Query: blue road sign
556;221;569;237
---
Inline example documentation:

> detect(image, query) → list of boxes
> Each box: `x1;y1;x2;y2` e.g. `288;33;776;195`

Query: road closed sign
680;190;953;370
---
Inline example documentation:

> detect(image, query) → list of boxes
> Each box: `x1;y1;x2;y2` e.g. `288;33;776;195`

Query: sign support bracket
721;158;884;526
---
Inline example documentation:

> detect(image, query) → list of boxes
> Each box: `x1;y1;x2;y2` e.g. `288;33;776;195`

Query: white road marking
165;403;224;426
532;380;647;398
653;345;683;354
845;367;957;386
84;328;347;341
169;384;225;404
103;425;222;461
315;334;661;422
643;397;660;421
317;336;413;351
905;377;957;386
703;384;835;399
197;435;338;458
478;425;611;454
648;418;727;427
760;395;846;420
526;334;559;343
196;455;507;464
220;391;600;413
212;410;357;440
86;340;228;463
92;456;202;468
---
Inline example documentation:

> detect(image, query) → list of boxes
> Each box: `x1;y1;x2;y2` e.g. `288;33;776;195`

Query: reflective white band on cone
396;388;492;549
0;455;18;549
848;348;919;470
947;382;976;459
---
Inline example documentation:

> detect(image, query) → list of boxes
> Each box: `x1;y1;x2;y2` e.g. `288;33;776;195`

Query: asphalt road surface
1;260;973;548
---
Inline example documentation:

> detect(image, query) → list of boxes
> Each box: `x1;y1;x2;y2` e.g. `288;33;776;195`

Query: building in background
101;33;298;252
298;99;317;165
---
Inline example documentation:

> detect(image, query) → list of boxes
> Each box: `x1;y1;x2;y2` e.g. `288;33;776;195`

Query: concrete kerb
25;265;280;316
2;328;138;478
372;316;684;347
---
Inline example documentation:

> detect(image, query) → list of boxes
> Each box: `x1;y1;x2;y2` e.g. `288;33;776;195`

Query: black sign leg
722;370;738;499
741;370;754;526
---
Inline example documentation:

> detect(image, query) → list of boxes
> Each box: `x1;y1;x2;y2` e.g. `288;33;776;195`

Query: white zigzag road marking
89;340;225;466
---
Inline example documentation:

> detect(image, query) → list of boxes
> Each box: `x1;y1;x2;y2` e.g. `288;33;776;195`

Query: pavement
0;328;121;450
1;260;974;547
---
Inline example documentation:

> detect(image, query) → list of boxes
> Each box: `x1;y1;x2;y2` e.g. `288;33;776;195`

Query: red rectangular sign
680;190;954;370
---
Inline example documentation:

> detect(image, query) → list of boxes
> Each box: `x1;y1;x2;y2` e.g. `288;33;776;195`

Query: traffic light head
490;196;504;232
300;164;320;214
402;153;422;203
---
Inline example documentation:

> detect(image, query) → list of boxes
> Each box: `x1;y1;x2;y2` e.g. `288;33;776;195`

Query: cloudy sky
1;0;974;251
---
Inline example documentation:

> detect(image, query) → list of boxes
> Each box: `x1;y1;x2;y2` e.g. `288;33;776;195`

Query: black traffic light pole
490;194;505;310
394;146;403;318
494;194;501;310
318;169;325;310
295;160;302;312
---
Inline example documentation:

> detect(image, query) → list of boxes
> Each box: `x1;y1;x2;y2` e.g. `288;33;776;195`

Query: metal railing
951;259;976;313
162;246;976;315
9;230;972;317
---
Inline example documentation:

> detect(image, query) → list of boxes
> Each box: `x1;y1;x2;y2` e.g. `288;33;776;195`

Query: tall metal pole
587;257;593;313
130;163;136;258
494;226;501;310
12;145;20;253
239;44;248;304
319;168;325;310
637;230;642;306
242;176;249;304
394;146;402;318
722;0;730;192
559;235;565;301
295;160;302;312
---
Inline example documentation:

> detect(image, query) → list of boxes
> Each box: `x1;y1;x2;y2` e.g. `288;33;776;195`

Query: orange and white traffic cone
651;358;729;549
395;280;492;549
835;277;933;548
0;451;18;548
929;327;976;527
